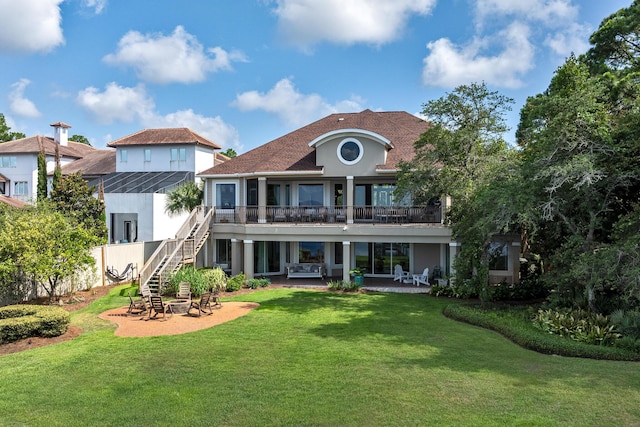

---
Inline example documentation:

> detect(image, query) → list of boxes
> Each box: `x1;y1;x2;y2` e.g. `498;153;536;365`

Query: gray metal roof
89;171;194;194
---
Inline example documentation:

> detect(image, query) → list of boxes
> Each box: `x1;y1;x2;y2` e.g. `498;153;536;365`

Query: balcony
211;205;442;225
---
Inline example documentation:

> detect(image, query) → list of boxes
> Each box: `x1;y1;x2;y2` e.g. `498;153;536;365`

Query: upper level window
171;148;186;162
1;156;16;168
216;183;236;208
120;149;128;163
337;138;363;165
144;149;151;162
298;184;323;206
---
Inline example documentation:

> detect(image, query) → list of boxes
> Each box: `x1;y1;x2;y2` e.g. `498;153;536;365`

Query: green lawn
1;287;640;426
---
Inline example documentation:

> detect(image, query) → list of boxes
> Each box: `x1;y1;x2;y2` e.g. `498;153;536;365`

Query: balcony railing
211;205;442;225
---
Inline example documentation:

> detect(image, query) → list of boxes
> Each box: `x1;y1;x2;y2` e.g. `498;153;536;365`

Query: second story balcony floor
210;205;443;225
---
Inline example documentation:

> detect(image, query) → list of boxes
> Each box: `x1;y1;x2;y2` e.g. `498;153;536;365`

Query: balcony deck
211;205;442;225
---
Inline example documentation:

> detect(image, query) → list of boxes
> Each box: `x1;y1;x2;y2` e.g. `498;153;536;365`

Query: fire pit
165;299;191;315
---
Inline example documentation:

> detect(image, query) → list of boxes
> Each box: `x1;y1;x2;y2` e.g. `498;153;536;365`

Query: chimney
50;122;71;146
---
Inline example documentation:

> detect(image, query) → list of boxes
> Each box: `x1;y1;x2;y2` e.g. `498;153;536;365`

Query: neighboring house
88;128;222;244
192;109;521;284
0;122;96;202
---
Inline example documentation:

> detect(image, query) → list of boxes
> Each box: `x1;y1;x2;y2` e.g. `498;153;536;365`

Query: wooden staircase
138;206;214;294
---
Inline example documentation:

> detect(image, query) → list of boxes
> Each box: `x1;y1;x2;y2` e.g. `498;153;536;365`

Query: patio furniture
105;263;134;282
211;288;223;308
176;282;192;301
188;292;213;317
286;263;326;279
412;268;430;287
393;264;412;283
127;291;147;315
148;295;173;320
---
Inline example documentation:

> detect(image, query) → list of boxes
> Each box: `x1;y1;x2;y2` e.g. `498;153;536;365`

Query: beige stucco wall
315;135;387;177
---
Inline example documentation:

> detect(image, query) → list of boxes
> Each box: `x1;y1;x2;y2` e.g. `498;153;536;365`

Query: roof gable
0;135;96;158
199;110;428;176
107;128;221;149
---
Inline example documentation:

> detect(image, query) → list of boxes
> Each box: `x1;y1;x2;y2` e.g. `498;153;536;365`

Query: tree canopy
165;181;203;215
50;172;108;245
0;113;25;142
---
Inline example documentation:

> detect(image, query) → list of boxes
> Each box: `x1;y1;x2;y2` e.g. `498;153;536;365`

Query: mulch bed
0;284;270;356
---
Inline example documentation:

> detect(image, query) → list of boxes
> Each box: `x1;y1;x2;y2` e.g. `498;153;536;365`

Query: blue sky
0;0;632;152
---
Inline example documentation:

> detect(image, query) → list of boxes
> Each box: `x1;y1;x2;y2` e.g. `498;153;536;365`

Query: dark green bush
0;305;70;344
443;303;640;361
247;278;270;289
226;273;245;292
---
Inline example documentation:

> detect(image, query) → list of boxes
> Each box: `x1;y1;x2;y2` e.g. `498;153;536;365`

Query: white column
346;176;354;224
342;241;351;282
244;240;254;280
258;177;267;224
231;239;242;276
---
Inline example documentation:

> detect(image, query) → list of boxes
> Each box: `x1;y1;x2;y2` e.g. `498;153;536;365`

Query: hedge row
443;303;640;361
0;305;70;344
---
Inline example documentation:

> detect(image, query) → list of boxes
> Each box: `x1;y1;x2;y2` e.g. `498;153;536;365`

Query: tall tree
222;148;237;158
37;149;48;202
517;55;638;312
69;134;92;146
0;113;25;142
165;181;203;215
50;172;107;244
396;82;517;291
0;205;95;301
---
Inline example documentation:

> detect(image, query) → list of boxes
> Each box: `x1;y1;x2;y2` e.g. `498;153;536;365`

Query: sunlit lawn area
1;287;640;426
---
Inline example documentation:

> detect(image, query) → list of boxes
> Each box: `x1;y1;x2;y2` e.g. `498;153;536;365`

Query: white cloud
475;0;578;27
0;0;64;53
422;22;534;89
544;22;591;57
82;0;107;14
103;26;247;84
8;79;41;118
271;0;435;48
232;78;364;127
76;82;240;150
76;82;155;124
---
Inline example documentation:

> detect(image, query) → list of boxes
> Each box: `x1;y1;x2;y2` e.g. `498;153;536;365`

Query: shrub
247;278;270;289
444;303;640;361
167;266;208;297
0;305;70;344
609;309;640;340
226;273;245;292
533;308;621;346
202;268;227;292
327;279;360;292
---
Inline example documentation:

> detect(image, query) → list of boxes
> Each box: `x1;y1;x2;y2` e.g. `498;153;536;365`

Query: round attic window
337;138;363;165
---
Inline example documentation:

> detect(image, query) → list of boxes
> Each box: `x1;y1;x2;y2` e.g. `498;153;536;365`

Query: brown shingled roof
0;195;27;208
0;135;96;158
199;110;428;176
59;149;116;176
107;128;221;149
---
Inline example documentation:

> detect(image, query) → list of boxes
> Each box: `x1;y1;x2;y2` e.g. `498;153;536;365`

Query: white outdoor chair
412;268;430;287
393;264;411;283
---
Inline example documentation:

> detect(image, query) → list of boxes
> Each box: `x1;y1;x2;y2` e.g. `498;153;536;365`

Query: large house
88;128;222;243
0;122;98;202
189;109;520;284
